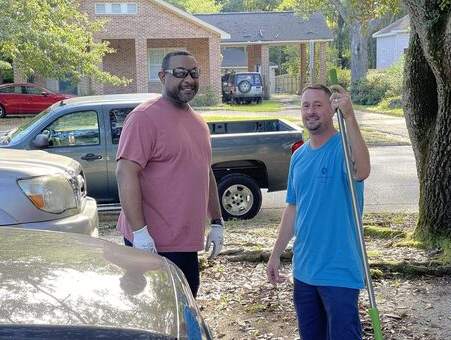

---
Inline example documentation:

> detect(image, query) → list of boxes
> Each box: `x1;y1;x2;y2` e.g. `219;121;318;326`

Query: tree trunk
350;21;369;82
403;1;451;238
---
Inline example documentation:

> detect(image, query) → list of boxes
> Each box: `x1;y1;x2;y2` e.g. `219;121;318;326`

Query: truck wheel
218;174;262;220
0;104;6;118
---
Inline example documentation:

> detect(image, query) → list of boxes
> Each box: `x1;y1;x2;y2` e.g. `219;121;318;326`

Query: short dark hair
301;84;332;97
161;50;193;70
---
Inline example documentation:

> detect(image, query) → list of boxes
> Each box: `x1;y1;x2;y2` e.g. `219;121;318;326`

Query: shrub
351;57;405;106
379;96;403;110
383;56;404;98
190;85;220;107
0;68;13;83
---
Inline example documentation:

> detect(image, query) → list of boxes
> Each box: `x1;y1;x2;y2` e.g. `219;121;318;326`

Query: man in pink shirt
115;50;223;297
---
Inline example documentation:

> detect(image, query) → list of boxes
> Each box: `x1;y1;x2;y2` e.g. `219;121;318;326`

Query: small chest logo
318;167;332;183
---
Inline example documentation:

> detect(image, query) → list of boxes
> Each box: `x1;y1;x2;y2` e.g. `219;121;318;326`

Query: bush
190;85;220;107
379;96;403;110
351;57;405;106
351;73;388;105
0;68;13;83
383;57;404;98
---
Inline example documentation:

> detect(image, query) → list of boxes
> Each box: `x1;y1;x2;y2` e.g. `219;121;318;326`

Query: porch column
299;43;307;94
261;45;270;99
319;42;327;84
135;37;148;93
246;45;261;72
209;36;222;101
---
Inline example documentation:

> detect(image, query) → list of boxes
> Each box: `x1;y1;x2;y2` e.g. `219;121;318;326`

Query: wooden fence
274;74;301;94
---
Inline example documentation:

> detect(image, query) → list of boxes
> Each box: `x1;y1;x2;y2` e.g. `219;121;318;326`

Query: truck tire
218;174;262;220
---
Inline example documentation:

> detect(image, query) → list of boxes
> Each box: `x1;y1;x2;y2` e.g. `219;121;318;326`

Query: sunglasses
164;67;200;79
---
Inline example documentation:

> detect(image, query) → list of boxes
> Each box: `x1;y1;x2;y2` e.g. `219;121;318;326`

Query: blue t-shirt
286;132;364;289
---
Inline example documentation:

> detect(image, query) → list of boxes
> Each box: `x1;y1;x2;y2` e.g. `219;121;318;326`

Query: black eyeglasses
164;67;200;79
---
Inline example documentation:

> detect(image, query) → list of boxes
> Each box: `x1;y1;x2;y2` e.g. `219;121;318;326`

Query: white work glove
132;225;157;253
205;219;224;259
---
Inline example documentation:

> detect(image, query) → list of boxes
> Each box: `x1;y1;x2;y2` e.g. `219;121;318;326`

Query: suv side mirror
31;134;49;149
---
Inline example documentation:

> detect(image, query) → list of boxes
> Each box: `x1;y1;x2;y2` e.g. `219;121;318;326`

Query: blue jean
124;238;200;298
293;278;362;340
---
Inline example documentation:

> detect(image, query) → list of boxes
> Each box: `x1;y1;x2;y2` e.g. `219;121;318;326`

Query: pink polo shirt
116;96;211;252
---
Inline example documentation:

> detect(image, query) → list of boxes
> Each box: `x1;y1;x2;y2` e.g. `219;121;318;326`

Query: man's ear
158;71;165;84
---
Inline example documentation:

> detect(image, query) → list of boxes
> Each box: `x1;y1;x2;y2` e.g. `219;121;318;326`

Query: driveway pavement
199;95;419;214
199;94;411;143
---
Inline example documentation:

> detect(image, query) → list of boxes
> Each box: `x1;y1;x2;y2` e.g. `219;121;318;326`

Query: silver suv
222;72;263;104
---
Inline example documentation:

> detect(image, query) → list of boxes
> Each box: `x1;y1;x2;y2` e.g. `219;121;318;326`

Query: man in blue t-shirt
266;84;371;340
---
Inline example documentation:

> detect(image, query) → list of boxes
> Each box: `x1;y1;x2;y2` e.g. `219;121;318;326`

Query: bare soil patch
99;210;451;340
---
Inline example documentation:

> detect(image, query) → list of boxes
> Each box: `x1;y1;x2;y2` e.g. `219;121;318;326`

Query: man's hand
132;225;157;253
266;256;287;285
329;84;355;120
205;220;224;259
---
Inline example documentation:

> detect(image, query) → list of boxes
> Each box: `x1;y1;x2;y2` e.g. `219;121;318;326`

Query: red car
0;83;76;118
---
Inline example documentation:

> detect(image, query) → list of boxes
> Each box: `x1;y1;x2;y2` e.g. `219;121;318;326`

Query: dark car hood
0;228;203;338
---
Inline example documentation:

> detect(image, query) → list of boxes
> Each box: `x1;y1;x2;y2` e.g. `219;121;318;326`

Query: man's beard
170;85;198;103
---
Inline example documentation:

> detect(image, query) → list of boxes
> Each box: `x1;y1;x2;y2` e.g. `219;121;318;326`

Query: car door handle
81;153;102;161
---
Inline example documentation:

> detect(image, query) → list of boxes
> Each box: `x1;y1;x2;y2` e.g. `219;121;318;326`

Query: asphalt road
261;145;419;213
221;96;420;214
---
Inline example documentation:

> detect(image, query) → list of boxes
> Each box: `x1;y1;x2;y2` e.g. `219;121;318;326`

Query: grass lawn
354;104;404;117
195;100;282;112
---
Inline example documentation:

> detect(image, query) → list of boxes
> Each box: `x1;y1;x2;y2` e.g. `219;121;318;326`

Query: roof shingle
195;11;333;44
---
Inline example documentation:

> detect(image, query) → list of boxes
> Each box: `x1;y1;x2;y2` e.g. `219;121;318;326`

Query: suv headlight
18;173;80;214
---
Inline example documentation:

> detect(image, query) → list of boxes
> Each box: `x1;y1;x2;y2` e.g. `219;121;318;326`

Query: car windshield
1;107;53;144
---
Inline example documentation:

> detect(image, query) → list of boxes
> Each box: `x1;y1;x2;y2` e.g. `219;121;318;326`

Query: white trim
373;29;409;38
152;0;230;39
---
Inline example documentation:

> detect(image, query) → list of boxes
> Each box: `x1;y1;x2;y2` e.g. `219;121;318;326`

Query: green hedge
350;57;404;106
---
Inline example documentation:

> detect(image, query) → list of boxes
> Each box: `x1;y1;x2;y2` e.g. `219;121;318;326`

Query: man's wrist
210;218;224;226
133;225;148;234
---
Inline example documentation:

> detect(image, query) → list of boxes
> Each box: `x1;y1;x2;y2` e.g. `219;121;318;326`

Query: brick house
15;0;229;98
13;2;333;99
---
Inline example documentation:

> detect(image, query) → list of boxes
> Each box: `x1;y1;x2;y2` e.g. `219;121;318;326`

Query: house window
127;3;137;13
95;3;137;14
148;48;185;81
95;3;106;13
111;3;121;14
